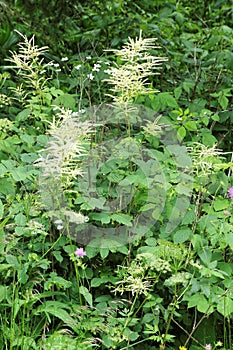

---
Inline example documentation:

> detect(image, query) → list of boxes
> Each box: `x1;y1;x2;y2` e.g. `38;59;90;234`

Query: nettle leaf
111;213;133;226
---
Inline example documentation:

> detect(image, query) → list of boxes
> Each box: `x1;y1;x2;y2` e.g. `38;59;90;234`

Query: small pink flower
75;247;86;258
205;344;211;350
227;187;233;199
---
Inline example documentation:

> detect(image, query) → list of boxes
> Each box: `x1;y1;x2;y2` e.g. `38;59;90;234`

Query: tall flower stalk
35;107;93;225
105;30;167;106
104;30;167;135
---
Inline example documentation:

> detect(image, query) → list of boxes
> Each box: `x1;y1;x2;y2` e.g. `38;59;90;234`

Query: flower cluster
75;247;86;258
227;186;233;198
104;30;167;105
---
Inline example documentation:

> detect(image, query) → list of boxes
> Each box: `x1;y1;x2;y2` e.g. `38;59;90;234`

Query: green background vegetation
0;1;232;349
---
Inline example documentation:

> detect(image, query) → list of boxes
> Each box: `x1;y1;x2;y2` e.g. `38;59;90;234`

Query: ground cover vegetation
0;0;233;349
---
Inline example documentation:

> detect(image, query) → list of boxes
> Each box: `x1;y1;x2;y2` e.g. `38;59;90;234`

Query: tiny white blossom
72;112;80;117
57;225;64;230
88;73;94;80
61;57;68;61
79;109;86;114
104;69;112;74
54;219;63;224
86;56;91;60
92;63;101;72
53;63;60;67
74;64;82;70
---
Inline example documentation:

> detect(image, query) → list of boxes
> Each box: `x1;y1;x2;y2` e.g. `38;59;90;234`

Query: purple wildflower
205;345;211;350
75;247;86;258
227;187;233;198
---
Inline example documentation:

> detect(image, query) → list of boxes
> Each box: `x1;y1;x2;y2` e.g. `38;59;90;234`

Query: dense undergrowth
0;1;233;349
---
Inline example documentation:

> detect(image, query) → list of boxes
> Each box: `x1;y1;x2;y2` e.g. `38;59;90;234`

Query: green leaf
202;132;217;147
218;94;228;110
79;286;93;306
224;234;233;249
0;199;4;220
0;285;8;302
44;272;72;290
217;296;233;317
184;120;197;131
213;198;229;211
177;126;186;141
53;250;63;262
91;276;110;287
174;86;182;100
199;248;212;266
35;301;77;330
173;228;192;243
6;255;19;268
16;108;31;121
89;212;111;224
53;94;76;109
111;213;132;226
85;245;99;258
0;178;15;196
100;247;109;259
11;167;29;182
151;92;178;111
188;294;209;313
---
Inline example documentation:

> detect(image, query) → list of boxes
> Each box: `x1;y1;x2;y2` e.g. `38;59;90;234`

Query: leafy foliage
0;1;233;350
